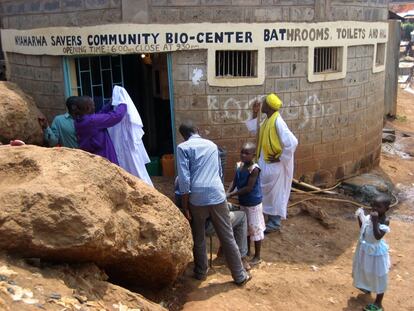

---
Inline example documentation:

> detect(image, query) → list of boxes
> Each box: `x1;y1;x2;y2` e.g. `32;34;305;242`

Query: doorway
64;53;174;157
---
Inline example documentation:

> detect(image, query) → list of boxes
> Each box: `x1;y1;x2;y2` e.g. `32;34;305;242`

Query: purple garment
75;104;127;164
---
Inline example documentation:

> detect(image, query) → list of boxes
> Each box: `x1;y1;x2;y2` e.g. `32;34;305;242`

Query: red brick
300;131;322;144
313;143;334;156
319;155;340;170
296;158;320;174
199;125;222;140
295;144;314;160
339;150;354;163
215;138;246;153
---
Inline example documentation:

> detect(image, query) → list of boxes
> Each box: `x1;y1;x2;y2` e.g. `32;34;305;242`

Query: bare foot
242;257;251;271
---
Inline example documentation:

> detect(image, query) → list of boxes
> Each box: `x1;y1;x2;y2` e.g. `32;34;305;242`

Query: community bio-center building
0;0;392;185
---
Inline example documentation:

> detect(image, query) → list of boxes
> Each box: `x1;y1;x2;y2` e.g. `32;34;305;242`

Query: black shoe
357;287;371;294
193;273;208;281
264;226;280;234
235;274;252;286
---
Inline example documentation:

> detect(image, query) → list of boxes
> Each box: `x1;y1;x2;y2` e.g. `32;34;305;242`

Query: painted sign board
1;21;388;86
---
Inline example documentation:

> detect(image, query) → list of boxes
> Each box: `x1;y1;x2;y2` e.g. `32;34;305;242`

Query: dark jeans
189;201;247;283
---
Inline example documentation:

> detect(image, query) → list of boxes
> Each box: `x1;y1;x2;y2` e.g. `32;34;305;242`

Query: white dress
352;211;391;294
245;115;298;218
108;86;153;187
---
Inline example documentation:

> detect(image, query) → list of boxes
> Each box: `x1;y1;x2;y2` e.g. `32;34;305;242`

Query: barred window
375;43;386;66
215;50;258;78
73;55;124;109
313;47;342;74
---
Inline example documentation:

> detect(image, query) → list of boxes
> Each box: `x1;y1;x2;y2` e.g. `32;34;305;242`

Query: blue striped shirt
177;134;226;206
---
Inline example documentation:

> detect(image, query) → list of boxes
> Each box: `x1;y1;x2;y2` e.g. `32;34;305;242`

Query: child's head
72;96;95;117
240;142;256;164
65;96;78;115
371;194;391;216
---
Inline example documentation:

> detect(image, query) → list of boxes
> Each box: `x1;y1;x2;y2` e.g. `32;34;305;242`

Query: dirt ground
152;89;414;311
1;91;412;311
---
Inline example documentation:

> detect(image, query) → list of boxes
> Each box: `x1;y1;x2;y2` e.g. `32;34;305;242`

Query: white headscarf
108;86;153;186
111;85;143;127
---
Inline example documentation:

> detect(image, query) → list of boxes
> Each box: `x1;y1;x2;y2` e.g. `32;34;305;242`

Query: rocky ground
0;255;166;311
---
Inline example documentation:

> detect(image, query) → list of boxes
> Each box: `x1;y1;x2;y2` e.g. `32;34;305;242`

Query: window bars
313;47;340;74
215;50;258;78
74;55;124;109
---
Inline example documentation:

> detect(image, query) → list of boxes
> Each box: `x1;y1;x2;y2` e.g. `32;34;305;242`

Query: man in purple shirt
72;96;127;164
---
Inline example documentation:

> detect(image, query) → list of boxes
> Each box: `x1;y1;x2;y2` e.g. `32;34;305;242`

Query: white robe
245;115;298;218
108;86;153;187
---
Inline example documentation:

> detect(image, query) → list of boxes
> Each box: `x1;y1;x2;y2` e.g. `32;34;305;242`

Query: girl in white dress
353;195;391;311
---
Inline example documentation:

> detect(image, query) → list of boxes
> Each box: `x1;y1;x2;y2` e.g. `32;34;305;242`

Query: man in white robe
108;86;153;186
245;93;298;232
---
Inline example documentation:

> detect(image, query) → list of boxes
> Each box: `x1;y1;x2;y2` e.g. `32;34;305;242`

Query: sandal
363;303;383;311
249;257;262;266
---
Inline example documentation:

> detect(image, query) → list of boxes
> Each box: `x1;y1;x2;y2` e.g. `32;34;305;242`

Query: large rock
0;82;44;145
0;145;192;288
341;172;394;204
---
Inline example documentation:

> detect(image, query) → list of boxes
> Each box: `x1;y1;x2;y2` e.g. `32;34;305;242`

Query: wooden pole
292;178;337;195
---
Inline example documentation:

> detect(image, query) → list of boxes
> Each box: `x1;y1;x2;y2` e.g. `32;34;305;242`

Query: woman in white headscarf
108;86;153;186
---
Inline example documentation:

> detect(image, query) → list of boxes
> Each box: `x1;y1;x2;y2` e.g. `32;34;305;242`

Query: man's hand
267;155;281;163
181;193;191;222
38;117;48;130
252;100;261;119
183;208;192;222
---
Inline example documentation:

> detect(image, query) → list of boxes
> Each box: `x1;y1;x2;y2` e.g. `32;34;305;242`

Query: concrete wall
0;0;123;119
0;0;389;27
172;45;384;185
0;0;388;184
6;53;66;120
0;0;122;29
122;0;388;23
385;20;401;117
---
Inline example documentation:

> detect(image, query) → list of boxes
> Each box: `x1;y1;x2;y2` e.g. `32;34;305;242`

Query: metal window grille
215;50;257;78
313;47;340;74
376;43;385;66
74;55;124;109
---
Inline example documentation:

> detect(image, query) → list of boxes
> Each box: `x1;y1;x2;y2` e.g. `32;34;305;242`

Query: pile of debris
0;255;167;311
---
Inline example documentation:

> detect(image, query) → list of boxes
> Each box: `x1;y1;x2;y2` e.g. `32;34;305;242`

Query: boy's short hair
65;96;78;113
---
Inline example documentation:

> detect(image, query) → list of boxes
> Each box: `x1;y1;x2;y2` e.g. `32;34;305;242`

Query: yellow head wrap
266;93;282;111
